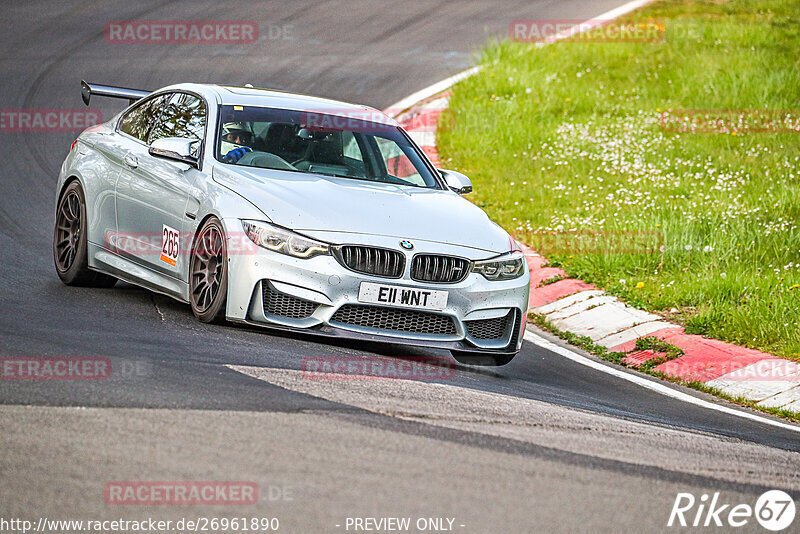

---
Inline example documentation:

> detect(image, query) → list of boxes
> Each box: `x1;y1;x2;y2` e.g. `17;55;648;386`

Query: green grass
634;336;684;359
439;0;800;360
633;336;685;371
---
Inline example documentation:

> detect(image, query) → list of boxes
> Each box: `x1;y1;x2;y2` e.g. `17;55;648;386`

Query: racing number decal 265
160;225;180;267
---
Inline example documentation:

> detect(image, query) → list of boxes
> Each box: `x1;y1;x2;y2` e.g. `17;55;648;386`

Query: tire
450;350;516;367
189;217;228;323
53;181;117;287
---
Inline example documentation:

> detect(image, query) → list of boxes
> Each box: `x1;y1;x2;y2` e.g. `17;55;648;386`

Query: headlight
241;220;330;259
472;251;526;281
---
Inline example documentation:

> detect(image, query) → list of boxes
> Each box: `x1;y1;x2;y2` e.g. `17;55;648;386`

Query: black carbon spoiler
81;80;151;106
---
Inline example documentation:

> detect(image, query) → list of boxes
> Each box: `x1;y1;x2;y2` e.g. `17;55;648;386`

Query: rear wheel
189;217;228;323
53;181;116;287
450;350;516;367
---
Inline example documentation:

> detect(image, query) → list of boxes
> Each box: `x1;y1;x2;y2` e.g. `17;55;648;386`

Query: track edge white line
524;330;800;434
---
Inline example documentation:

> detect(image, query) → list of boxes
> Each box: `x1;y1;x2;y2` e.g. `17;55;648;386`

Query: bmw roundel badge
400;240;414;250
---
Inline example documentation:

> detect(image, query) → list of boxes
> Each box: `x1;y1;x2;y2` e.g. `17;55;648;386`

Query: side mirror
149;137;200;168
439;169;473;195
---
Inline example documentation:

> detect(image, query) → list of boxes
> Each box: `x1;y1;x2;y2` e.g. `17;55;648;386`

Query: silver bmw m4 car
54;81;529;365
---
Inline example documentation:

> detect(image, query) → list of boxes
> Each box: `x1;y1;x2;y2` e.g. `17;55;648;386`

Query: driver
220;122;254;163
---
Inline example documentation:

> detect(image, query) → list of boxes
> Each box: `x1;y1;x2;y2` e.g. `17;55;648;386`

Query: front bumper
223;220;530;354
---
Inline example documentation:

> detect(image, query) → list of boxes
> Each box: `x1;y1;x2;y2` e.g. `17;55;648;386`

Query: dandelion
635;282;645;289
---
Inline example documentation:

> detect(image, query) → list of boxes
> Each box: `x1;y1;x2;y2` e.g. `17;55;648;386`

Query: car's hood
212;165;511;254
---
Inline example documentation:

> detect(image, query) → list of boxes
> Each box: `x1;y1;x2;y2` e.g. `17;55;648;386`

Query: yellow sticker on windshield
234;106;243;111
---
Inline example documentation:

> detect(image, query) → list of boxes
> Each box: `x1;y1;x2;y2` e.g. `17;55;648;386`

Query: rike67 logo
668;490;796;531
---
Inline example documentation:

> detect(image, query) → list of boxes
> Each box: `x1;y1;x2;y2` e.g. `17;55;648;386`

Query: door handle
123;154;138;168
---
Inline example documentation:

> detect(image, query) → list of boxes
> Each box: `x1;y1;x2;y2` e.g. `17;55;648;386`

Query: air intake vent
336;246;405;278
465;311;513;340
508;309;522;349
262;282;318;319
330;304;456;335
411;254;470;284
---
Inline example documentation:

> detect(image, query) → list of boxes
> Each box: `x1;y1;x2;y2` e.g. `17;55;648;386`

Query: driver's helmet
221;122;254;148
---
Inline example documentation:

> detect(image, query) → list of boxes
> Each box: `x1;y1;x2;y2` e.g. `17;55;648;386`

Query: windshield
215;105;441;189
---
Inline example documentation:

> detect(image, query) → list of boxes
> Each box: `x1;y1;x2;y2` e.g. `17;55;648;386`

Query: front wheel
53;181;116;287
189;217;228;323
450;350;516;367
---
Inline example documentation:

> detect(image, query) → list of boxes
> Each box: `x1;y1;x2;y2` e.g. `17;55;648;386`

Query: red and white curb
385;26;800;417
521;242;800;413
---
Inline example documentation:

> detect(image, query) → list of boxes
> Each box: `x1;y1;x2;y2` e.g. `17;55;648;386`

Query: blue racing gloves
222;146;252;163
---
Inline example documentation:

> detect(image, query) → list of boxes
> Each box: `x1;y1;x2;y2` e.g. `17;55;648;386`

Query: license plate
358;282;448;311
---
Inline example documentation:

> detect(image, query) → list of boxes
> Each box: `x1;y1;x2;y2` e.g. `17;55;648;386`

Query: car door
115;91;207;277
110;93;169;255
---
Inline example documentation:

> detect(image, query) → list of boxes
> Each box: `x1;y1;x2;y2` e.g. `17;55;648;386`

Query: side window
342;131;364;162
118;94;169;142
374;136;424;186
148;93;206;150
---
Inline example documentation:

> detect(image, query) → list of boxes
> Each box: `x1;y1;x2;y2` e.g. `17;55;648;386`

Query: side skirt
87;242;190;303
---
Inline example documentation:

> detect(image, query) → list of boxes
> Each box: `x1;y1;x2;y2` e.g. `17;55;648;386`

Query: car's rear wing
81;80;151;106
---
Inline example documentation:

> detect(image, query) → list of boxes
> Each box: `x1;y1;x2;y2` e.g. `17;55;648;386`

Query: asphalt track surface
0;2;798;533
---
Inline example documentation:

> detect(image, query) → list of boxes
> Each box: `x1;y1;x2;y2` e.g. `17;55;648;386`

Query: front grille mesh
331;304;456;335
465;311;513;340
411;254;470;283
338;246;405;278
262;282;318;319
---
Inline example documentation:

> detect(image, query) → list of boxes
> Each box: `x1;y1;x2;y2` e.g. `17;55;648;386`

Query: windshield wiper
312;172;427;189
312;172;354;180
380;174;417;187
